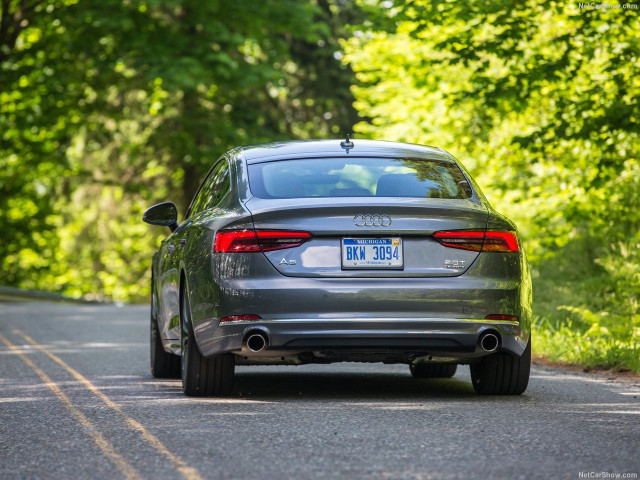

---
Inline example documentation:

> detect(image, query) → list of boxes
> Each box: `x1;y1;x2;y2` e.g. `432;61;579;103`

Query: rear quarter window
188;159;231;217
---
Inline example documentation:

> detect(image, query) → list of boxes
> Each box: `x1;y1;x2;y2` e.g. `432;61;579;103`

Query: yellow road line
13;329;202;480
0;333;141;480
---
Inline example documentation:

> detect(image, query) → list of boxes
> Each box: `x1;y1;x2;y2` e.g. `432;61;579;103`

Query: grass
530;237;640;373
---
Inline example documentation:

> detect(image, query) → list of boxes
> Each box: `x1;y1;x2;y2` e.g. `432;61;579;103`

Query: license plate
341;238;403;269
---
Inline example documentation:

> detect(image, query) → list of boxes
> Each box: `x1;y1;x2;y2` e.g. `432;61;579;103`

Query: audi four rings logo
353;214;392;227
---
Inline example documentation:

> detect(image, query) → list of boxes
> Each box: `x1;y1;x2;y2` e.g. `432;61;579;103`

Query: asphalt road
0;302;638;480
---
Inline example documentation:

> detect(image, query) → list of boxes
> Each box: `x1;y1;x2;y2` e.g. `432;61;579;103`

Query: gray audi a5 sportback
143;139;532;396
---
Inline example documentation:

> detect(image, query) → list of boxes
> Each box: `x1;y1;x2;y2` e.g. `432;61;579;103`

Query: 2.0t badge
353;214;392;227
445;259;466;269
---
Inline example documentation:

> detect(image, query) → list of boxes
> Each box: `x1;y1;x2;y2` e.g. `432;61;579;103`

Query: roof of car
232;139;453;164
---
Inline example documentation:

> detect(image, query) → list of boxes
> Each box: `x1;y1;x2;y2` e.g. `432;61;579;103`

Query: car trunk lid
244;197;488;278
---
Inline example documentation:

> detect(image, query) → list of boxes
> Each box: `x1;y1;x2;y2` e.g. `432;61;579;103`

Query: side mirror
143;202;179;232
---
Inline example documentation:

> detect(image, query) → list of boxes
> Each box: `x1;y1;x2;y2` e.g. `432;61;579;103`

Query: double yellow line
0;329;202;480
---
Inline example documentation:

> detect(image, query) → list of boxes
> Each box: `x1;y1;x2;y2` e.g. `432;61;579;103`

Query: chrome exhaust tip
479;332;499;352
245;331;269;353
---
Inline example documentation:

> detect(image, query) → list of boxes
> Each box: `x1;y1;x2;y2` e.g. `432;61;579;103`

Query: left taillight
214;230;311;253
433;231;519;252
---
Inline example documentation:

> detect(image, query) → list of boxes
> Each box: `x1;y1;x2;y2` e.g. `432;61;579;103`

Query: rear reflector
433;231;519;252
485;314;519;322
214;230;311;253
220;314;262;323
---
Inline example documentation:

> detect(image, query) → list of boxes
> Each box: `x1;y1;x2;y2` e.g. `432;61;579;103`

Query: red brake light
482;232;519;252
433;231;484;251
214;231;261;252
255;230;312;251
220;314;262;323
433;231;519;252
214;230;311;253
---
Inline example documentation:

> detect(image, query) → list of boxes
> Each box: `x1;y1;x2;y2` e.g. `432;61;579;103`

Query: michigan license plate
341;238;403;269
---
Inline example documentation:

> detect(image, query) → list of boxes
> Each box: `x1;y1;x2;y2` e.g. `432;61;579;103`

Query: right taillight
482;232;519;252
214;230;311;253
433;231;519;252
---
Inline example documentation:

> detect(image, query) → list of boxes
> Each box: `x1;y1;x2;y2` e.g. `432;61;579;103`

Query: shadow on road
232;370;477;400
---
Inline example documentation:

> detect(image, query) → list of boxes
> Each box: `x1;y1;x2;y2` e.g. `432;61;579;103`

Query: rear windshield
247;157;472;199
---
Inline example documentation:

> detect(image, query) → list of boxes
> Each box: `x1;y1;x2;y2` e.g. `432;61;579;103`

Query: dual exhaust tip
479;331;500;353
243;329;499;354
244;330;269;353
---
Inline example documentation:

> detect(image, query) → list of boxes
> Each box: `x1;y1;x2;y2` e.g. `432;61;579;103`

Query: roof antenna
340;134;354;154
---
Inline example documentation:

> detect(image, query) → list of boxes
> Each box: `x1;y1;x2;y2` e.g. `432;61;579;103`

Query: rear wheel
410;363;457;378
150;286;180;378
181;283;235;396
470;338;531;395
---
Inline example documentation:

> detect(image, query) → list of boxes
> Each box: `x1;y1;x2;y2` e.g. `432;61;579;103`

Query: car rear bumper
193;316;529;363
184;252;532;363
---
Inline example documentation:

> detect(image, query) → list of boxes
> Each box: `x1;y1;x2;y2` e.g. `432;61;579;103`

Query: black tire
150;286;181;378
181;283;235;396
470;338;531;395
410;363;457;378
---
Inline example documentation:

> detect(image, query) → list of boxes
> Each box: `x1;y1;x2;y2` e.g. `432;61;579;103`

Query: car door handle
167;244;176;253
179;238;187;247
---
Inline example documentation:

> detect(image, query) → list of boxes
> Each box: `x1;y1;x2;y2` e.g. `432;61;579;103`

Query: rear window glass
247;157;472;199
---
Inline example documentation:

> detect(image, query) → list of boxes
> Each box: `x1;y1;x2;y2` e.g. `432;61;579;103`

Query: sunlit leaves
1;0;361;302
345;0;640;370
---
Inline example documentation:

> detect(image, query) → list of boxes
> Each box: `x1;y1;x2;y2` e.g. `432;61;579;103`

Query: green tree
343;0;639;370
1;0;362;300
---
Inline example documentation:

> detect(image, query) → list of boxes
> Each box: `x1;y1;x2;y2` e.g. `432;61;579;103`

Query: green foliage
344;0;640;371
1;0;361;301
2;0;638;373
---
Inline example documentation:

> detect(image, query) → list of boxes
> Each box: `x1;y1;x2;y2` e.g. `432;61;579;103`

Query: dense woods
1;1;638;371
1;0;362;299
343;1;639;371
